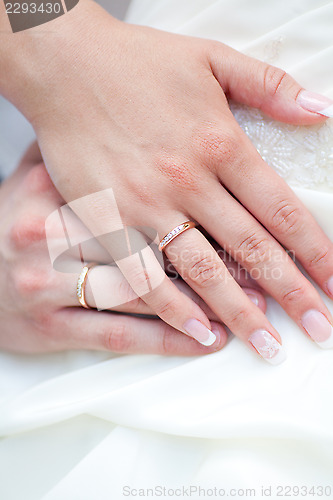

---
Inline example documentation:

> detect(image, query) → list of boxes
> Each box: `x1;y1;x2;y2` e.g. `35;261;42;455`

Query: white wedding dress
1;1;333;499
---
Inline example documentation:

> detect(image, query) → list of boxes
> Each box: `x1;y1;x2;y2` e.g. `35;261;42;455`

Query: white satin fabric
1;2;333;499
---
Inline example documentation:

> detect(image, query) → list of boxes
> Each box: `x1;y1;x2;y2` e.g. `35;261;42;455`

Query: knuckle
188;253;220;288
125;294;142;312
206;39;222;54
225;307;249;330
23;163;54;194
9;215;46;250
269;200;303;236
156;156;199;193
103;322;132;352
198;130;241;166
13;269;47;298
117;278;141;309
31;309;54;331
155;297;178;319
280;285;306;307
235;232;271;265
33;312;65;348
308;245;331;267
263;65;288;97
129;266;152;297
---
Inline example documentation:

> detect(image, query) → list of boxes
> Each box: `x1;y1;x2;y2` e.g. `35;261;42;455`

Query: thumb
209;43;333;124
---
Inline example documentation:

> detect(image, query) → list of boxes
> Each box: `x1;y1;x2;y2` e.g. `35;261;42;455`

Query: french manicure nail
296;90;333;118
327;276;333;297
249;329;286;365
301;309;333;348
183;319;216;346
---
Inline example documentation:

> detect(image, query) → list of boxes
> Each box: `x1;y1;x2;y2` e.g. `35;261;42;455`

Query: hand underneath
0;144;266;354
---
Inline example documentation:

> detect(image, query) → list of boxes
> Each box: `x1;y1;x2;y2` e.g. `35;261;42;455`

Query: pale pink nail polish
327;276;333;297
248;329;286;365
246;292;259;306
183;319;216;346
297;90;333;118
302;310;333;348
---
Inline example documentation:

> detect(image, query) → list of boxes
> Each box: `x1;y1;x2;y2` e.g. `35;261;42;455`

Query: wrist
0;0;119;123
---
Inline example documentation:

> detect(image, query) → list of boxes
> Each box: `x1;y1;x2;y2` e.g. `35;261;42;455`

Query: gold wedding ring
76;262;98;309
158;221;197;252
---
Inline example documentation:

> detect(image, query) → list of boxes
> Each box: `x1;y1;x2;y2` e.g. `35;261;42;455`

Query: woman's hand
0;144;266;354
1;0;333;363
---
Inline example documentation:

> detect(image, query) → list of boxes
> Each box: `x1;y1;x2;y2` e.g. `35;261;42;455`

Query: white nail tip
200;331;217;346
316;327;333;349
320;104;333;118
249;329;286;365
266;346;287;365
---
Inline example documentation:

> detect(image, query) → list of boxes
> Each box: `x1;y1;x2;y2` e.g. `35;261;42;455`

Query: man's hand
0;143;266;354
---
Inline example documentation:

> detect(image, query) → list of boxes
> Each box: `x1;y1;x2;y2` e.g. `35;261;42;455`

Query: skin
0;143;265;354
0;0;332;359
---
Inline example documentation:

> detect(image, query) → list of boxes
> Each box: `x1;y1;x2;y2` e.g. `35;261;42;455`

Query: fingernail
296;90;333;118
183;319;217;346
327;276;333;297
301;309;333;348
248;329;286;365
246;292;259;306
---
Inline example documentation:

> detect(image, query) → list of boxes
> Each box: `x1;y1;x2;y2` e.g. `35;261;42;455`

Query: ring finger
163;225;286;364
58;258;267;318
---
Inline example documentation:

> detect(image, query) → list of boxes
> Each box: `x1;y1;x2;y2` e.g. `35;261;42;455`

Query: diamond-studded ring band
76;262;98;309
158;221;197;252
